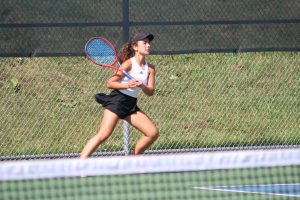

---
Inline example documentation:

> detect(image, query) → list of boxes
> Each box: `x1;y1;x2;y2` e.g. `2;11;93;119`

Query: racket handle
122;70;133;80
117;61;133;80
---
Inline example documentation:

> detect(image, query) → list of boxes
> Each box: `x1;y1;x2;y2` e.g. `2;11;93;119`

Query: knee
148;127;159;140
90;130;111;144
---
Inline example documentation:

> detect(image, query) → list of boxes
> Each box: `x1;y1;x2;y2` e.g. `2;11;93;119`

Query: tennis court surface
1;149;299;200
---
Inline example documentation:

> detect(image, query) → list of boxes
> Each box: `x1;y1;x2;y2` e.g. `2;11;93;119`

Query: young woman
80;32;159;159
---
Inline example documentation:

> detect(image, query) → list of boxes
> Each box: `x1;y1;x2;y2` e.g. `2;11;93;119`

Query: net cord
1;149;299;181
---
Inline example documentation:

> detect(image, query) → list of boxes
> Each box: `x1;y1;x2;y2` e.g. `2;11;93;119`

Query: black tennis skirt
95;90;140;119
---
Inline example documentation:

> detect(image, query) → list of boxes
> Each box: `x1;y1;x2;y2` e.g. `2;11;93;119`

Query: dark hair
117;42;135;64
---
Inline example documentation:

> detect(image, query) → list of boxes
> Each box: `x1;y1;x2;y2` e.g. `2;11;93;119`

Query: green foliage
10;77;20;92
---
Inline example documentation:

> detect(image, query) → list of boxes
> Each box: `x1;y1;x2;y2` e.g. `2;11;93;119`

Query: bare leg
125;110;159;155
80;109;119;159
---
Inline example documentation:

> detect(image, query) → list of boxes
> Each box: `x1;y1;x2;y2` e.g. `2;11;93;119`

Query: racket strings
86;39;117;65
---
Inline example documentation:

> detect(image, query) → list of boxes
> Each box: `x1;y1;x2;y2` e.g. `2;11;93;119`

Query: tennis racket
84;36;133;79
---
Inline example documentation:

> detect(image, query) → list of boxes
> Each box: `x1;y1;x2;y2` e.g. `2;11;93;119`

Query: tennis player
80;32;159;159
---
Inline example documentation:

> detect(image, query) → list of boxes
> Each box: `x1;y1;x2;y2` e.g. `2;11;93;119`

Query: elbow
146;93;154;97
147;89;155;96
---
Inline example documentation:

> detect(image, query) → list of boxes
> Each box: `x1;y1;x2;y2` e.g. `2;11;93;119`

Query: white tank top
119;57;149;98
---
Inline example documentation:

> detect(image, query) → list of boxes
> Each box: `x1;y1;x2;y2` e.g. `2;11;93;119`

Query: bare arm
106;59;142;89
139;64;155;96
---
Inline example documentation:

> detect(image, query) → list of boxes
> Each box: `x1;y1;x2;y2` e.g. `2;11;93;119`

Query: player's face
135;39;151;55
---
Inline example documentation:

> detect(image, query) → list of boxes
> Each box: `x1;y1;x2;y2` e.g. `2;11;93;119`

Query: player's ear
132;43;138;51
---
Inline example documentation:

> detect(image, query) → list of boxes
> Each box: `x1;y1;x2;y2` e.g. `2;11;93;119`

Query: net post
123;120;130;155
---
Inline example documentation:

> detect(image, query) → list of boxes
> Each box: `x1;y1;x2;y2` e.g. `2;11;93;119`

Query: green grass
144;52;299;150
0;52;299;156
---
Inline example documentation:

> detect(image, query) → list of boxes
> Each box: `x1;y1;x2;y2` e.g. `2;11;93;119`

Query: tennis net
1;149;300;200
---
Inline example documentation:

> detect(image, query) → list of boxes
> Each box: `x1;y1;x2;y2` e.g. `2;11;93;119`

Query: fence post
123;120;131;155
122;0;130;155
122;0;129;43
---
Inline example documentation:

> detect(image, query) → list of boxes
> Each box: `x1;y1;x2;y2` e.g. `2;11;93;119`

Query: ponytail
117;42;135;64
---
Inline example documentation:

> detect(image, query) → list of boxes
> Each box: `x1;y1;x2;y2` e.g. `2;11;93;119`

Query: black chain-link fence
1;52;299;160
1;0;299;56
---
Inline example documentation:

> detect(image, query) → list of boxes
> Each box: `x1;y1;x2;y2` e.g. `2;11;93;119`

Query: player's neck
134;54;146;67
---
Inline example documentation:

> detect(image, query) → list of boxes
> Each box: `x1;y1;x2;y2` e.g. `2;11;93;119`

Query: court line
192;183;300;197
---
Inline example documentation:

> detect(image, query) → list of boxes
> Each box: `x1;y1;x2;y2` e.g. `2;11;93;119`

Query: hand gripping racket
84;37;133;79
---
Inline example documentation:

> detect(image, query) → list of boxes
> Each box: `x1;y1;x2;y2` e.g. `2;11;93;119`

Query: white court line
192;183;300;198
